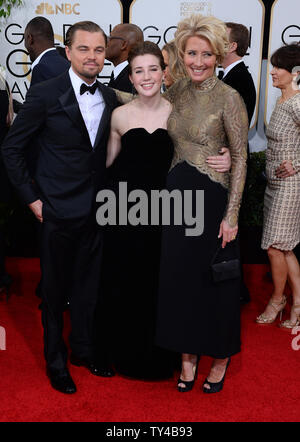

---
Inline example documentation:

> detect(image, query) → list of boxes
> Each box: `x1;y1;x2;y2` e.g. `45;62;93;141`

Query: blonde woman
155;14;248;393
161;40;186;89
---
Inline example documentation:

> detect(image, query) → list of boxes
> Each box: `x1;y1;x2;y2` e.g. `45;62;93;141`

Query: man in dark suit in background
220;22;257;305
220;22;256;126
13;17;70;115
24;16;70;86
15;17;70;168
106;23;144;92
2;21;118;394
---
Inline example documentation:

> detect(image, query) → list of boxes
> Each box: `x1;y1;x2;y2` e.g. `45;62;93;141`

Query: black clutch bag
210;242;241;283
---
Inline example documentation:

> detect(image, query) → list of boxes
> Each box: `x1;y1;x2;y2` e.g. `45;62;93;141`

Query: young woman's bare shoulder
112;101;136;119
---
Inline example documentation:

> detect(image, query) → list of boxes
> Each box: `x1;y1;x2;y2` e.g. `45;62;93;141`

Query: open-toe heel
177;358;199;393
256;295;286;324
202;357;231;394
280;304;300;329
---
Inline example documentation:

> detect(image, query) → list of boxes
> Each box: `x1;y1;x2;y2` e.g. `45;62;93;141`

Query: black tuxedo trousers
41;219;103;371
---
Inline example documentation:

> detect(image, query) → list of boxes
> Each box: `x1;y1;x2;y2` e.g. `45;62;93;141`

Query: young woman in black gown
98;42;174;379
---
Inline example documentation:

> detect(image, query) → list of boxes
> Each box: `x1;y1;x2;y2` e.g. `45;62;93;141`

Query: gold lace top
163;76;248;227
113;75;248;227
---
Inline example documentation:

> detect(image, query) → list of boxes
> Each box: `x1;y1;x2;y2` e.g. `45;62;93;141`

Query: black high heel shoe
202;357;231;394
177;358;199;393
0;274;13;302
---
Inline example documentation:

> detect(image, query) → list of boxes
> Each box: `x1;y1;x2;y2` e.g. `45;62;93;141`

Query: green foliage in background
240;150;266;227
0;0;23;18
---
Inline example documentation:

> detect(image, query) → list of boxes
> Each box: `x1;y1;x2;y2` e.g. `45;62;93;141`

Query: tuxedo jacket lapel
58;74;113;150
58;87;91;146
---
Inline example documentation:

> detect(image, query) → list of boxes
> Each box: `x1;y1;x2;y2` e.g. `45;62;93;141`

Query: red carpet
0;258;300;422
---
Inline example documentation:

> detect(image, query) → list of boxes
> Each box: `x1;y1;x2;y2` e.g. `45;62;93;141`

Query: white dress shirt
68;67;105;147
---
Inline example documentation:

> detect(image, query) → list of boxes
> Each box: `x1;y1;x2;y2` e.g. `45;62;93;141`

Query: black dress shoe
70;354;115;377
47;368;77;394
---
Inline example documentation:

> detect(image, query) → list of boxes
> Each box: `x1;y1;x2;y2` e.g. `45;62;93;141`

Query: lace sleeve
162;79;184;104
223;90;248;227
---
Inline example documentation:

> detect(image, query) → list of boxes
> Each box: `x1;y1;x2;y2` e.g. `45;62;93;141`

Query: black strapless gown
99;128;174;379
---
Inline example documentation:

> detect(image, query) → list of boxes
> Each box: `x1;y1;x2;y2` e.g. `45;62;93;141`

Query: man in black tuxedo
220;23;256;305
220;22;256;125
2;21;118;394
106;23;143;92
22;18;71;302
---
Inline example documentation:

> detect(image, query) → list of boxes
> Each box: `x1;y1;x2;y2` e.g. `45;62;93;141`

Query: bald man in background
106;23;144;92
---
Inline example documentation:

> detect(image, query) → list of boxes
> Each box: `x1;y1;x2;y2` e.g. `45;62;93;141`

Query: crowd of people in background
0;12;299;396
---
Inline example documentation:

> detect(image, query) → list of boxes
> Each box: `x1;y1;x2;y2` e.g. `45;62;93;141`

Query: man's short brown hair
65;21;107;47
226;22;250;57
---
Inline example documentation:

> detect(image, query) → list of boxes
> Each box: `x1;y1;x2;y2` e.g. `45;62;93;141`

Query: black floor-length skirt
156;162;241;358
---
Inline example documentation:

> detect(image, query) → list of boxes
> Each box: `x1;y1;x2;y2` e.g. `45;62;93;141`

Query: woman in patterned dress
256;44;300;328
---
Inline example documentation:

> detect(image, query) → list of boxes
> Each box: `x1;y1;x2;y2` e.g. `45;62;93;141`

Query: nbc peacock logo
35;2;80;15
36;2;54;14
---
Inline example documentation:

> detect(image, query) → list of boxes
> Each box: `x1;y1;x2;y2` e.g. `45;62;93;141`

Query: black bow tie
80;82;98;95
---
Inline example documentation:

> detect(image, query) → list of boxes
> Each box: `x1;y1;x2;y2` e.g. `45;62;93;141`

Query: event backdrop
130;0;265;129
0;0;123;101
0;0;300;149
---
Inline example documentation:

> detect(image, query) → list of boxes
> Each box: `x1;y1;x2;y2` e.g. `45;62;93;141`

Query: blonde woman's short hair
175;14;229;68
162;40;186;82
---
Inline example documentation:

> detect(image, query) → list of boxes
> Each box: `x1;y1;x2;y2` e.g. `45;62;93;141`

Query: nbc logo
35;2;80;15
36;2;54;14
